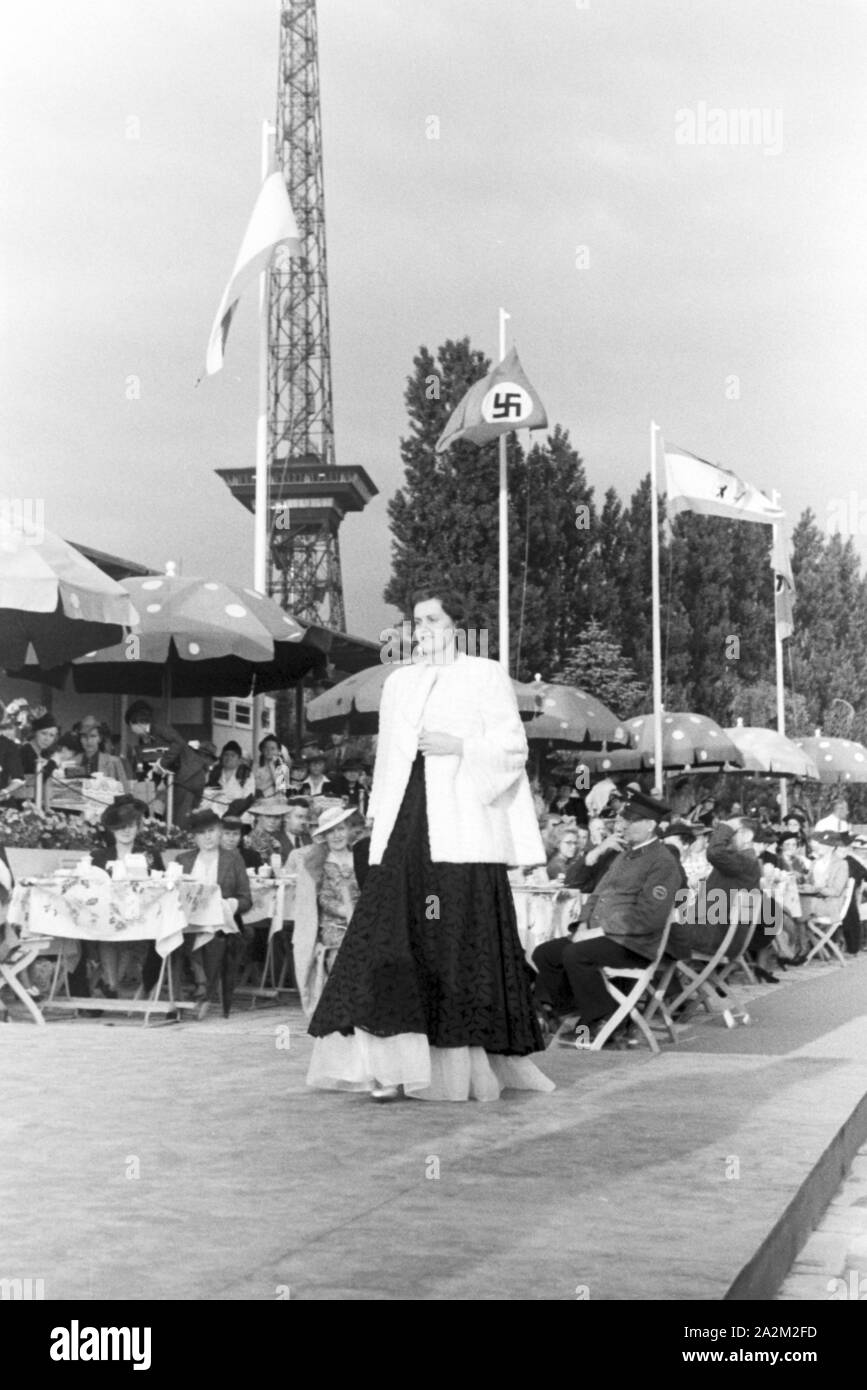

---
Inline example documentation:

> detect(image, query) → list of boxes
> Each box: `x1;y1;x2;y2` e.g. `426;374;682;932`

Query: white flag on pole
662;440;783;524
205;172;300;375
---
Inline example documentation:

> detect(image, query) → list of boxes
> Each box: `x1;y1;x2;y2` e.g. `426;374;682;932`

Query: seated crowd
1;701;864;1032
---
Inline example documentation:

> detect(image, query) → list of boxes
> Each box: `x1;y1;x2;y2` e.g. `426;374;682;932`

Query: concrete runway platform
3;956;867;1300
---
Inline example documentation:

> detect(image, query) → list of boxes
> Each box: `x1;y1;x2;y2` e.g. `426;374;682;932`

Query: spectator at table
690;817;782;981
220;817;263;872
13;712;60;803
124;701;210;829
175;807;252;1020
546;824;588;881
532;790;683;1044
292;803;362;1015
254;735;291;800
549;779;585;822
247;797;294;864
841;835;867;955
781;810;811;853
339;758;370;816
287;759;309;795
71;715;130;789
202;740;255;818
301;747;336;799
0;718;23;799
814;798;851;836
799;830;851;948
88;795;165;1000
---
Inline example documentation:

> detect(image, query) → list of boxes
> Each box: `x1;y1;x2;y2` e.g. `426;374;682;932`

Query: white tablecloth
510;885;583;962
9;876;229;958
243;876;296;939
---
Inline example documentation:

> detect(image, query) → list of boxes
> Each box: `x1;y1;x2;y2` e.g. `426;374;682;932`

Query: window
234;702;252;728
212;699;232;725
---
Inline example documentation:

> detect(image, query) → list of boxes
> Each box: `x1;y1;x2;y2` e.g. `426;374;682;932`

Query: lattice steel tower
217;0;376;630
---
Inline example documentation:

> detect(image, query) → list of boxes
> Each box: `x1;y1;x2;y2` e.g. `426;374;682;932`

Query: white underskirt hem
306;1028;555;1102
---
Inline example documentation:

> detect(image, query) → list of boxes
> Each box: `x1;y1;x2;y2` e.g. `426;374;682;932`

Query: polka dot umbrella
514;677;629;747
793;734;867;784
625;712;745;769
18;571;326;698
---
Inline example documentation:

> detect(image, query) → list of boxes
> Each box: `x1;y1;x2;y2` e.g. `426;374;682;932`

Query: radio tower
217;0;376;631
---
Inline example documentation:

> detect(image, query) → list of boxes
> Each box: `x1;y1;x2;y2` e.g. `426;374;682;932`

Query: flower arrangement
0;805;194;851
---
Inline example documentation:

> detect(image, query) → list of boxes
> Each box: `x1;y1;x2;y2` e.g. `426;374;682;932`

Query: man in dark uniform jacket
533;790;683;1037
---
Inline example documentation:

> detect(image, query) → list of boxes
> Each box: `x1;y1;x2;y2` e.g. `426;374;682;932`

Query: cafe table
236;874;298;1005
7;872;232;1024
509;881;584;963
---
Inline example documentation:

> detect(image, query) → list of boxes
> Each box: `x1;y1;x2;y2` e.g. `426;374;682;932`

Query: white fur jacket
367;654;546;869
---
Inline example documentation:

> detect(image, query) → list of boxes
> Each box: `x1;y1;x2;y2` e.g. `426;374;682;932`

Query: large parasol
624;712;744;770
11;571;326;696
793;734;867;784
724;723;820;779
0;526;136;667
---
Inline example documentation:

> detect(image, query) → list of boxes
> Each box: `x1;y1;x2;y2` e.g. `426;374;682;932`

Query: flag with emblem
771;519;795;640
434;346;548;453
662;441;783;524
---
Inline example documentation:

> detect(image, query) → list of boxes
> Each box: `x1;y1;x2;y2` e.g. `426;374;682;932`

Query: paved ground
3;956;867;1300
776;1142;867;1302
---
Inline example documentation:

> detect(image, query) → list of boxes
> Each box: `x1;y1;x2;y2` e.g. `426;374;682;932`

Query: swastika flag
434;346;548;453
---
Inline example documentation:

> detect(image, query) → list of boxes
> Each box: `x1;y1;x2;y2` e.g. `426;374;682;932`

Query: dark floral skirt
308;754;544;1055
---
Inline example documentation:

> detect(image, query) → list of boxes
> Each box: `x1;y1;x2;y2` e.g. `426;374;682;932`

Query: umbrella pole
164;664;174;829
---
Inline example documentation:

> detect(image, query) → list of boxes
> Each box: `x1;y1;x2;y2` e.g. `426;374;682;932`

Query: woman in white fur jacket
306;589;554;1104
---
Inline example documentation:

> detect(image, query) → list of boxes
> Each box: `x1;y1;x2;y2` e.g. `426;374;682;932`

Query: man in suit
176;807;252;1019
533;790;683;1042
283;798;313;855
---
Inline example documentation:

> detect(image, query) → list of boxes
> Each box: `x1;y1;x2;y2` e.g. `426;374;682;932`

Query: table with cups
7;856;234;1024
236;859;298;1002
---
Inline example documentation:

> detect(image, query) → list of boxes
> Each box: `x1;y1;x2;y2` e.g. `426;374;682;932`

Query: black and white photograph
2;0;867;1340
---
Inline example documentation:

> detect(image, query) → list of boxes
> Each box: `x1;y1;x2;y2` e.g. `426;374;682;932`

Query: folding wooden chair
579;916;678;1054
805;878;853;966
665;896;759;1029
0;933;55;1024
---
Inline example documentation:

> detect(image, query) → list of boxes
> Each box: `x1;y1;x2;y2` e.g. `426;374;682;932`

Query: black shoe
755;967;780;984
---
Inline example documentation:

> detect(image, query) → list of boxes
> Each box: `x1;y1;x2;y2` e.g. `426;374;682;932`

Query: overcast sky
2;0;865;645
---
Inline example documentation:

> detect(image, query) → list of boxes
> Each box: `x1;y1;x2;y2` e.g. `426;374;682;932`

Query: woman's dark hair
408;587;468;626
258;734;280;766
221;741;243;760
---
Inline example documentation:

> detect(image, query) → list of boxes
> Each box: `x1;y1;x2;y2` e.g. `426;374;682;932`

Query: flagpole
771;491;788;817
650;421;664;797
252;119;275;758
498;307;510;673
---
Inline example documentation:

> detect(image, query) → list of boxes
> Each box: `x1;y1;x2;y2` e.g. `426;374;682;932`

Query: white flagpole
498;307;510;673
254;120;275;592
650;421;664;797
252;120;275;758
771;491;788;817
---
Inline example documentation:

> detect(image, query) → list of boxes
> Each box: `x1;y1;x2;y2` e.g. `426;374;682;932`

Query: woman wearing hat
88;796;165;999
799;830;851;938
71;717;130;790
247;796;294;864
175;807;253;1019
293;801;363;1012
12;712;60;804
306;588;552;1103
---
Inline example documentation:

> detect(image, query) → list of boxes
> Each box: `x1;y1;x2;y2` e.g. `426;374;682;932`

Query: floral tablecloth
9;876;229;959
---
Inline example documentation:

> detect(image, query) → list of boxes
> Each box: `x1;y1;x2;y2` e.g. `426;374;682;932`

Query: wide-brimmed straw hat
313;804;358;838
